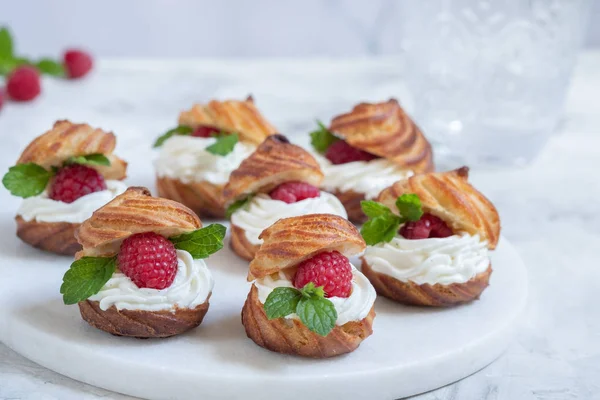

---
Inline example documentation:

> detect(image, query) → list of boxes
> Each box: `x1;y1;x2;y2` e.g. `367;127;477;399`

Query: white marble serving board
0;217;527;400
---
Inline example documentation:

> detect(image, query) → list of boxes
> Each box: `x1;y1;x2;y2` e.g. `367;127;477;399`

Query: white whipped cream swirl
312;152;414;200
230;192;347;245
255;264;376;325
17;180;127;224
154;135;255;185
89;250;214;312
363;233;490;285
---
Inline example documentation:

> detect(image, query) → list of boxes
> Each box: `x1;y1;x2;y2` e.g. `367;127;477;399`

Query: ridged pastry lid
76;187;201;258
223;135;323;206
16;120;127;180
377;167;500;249
329;99;434;173
248;214;366;280
178;96;278;145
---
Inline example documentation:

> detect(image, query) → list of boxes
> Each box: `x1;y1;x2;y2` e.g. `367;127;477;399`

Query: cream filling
230;192;347;245
154;135;255;185
363;233;490;285
89;250;214;312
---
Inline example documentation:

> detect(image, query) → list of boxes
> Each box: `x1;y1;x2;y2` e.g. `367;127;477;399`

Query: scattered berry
191;125;222;138
6;66;41;102
0;88;4;111
325;140;378;164
49;164;107;203
400;213;454;239
63;49;93;79
118;232;178;290
270;181;320;204
293;251;353;298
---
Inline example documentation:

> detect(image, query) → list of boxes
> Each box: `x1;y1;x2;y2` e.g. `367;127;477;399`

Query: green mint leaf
0;56;30;76
0;27;13;59
225;194;254;219
300;282;325;298
361;200;393;218
36;58;65;77
2;163;53;198
310;120;339;153
153;125;193;148
60;256;116;305
205;133;239;156
169;224;226;259
296;295;337;336
360;214;401;246
395;193;423;221
263;287;302;320
66;153;111;167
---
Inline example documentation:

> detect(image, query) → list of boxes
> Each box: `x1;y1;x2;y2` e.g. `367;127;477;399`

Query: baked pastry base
361;259;492;307
156;176;225;218
332;189;367;224
15;216;81;255
242;285;375;358
78;296;211;338
230;224;259;261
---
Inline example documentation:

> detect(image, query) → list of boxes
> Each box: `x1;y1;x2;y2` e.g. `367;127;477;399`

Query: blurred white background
1;0;598;58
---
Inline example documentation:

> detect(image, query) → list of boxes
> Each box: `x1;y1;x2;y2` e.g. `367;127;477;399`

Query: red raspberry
325;140;378;165
63;49;93;79
0;88;4;111
6;66;41;102
191;125;221;138
293;251;353;298
118;232;178;289
400;213;454;239
49;164;107;203
269;181;320;204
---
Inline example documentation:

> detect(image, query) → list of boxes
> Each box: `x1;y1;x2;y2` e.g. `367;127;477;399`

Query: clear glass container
399;0;592;167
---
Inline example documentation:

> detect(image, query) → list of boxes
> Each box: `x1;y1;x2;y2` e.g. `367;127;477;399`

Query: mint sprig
153;125;193;148
36;58;65;77
225;194;254;219
0;27;13;60
264;282;338;336
0;27;66;77
310;120;340;154
169;224;227;259
360;194;424;245
2;163;54;198
60;256;116;305
66;153;111;167
206;133;239;156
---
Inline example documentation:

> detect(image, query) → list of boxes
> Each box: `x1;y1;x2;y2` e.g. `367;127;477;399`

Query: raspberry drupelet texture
192;125;222;138
325;140;378;165
6;66;41;102
118;232;178;290
400;213;454;240
269;181;321;204
293;251;353;298
63;49;93;79
49;164;107;203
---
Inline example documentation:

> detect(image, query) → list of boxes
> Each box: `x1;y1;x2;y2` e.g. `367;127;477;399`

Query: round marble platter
0;212;526;400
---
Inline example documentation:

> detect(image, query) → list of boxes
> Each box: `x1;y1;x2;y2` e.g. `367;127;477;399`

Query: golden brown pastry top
248;214;365;280
329;99;434;173
76;187;201;258
16;120;127;180
376;167;500;249
178;97;278;145
223;135;323;205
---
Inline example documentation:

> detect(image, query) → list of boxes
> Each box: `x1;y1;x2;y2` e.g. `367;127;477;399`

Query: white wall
0;0;596;58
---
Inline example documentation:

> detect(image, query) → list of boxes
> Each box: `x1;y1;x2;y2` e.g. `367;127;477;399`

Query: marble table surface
0;52;599;400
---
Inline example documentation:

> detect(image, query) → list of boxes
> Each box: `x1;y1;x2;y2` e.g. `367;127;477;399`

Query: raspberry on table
293;251;353;298
48;164;107;203
399;213;454;240
0;88;4;111
269;181;320;204
192;125;222;138
118;232;178;290
6;66;41;102
63;49;93;79
325;140;378;165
